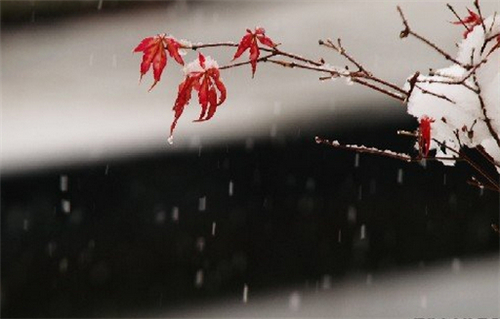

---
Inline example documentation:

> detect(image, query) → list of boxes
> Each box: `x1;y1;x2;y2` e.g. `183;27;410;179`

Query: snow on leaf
170;53;226;138
233;27;277;78
133;34;185;91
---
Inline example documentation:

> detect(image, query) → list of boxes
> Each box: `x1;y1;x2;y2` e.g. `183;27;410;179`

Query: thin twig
472;73;500;150
485;33;500;43
415;84;456;104
189;42;238;50
263;57;405;103
266;58;344;74
416;78;478;94
476;145;500;168
220;50;407;105
397;6;470;69
482;32;500;52
352;78;406;102
315;137;413;162
219;53;276;70
415;60;487;95
316;135;464;164
473;0;487;34
486;36;500;57
458;58;489;84
457;154;500;191
406;71;420;101
322;38;368;74
447;3;471;33
433;137;500;191
488;12;497;33
316;132;498;192
467;178;498;192
271;47;324;67
319;38;407;95
368;76;408;96
397;130;418;138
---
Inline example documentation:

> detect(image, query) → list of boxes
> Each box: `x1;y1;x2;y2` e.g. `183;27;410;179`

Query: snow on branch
314;136;413;162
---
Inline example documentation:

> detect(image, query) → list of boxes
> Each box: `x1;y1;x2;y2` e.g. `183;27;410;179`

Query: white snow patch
406;15;500;165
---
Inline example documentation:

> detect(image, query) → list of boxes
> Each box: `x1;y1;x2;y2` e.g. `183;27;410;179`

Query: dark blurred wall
2;127;498;317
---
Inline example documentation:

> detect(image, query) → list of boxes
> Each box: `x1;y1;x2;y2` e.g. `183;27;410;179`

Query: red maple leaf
452;8;483;38
133;34;185;90
419;116;434;157
170;53;227;137
233;27;277;78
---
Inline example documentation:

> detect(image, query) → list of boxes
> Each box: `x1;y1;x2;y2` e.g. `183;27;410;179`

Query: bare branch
319;38;407;96
476;145;500;168
397;130;418;138
270;47;324;67
219;53;276;70
473;0;487;34
397;6;470;69
467;177;498;192
472;73;500;150
431;138;500;192
316;135;464;164
488;12;497;33
321;38;368;74
415;84;456;104
315;137;413;162
415;59;490;94
447;3;471;33
481;31;499;55
265;58;352;75
189;42;238;50
405;71;420;101
352;78;406;102
485;34;500;57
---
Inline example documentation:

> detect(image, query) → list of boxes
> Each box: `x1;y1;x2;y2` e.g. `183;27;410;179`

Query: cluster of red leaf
452;8;483;38
419;116;434;157
232;27;277;77
133;34;185;90
134;28;277;139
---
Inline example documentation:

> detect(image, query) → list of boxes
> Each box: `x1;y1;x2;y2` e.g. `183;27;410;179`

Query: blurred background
1;0;499;317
